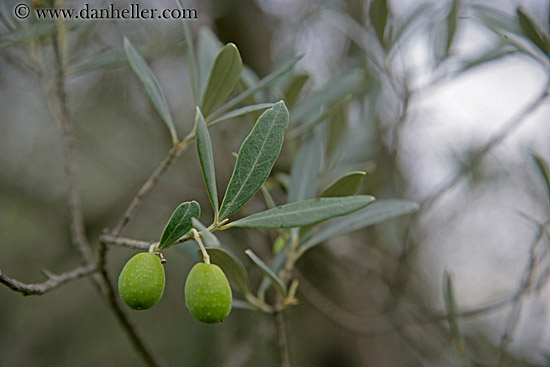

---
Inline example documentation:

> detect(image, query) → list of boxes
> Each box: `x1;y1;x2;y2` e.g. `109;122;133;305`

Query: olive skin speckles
184;263;232;324
118;252;165;310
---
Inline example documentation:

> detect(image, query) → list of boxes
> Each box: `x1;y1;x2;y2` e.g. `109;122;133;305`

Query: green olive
118;252;165;310
184;263;232;324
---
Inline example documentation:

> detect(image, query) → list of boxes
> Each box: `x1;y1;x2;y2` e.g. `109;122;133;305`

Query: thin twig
383;79;550;313
99;232;192;250
111;145;181;237
49;32;163;367
97;242;164;367
421;79;550;211
0;265;97;296
493;224;546;365
275;310;291;367
100;234;155;250
297;269;396;336
50;33;94;264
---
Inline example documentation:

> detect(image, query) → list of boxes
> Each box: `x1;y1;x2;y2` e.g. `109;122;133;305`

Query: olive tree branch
111;131;196;238
383;78;550;313
297;222;549;339
99;232;192;251
96;242;165;367
421;79;550;211
50;33;94;264
0;265;97;296
275;309;291;367
48;33;163;367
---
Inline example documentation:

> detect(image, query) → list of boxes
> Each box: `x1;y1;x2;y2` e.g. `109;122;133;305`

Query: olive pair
117;253;232;324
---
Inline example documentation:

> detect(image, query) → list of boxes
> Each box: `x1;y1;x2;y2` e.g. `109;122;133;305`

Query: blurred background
1;0;550;366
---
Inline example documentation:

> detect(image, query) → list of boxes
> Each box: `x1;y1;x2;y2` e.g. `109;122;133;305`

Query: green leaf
284;74;309;107
204;247;251;296
70;48;128;75
472;4;522;36
0;22;58;50
260;184;277;210
180;6;199;104
288;94;352;140
299;199;418;253
158;201;201;250
459;45;517;73
257;250;287;298
195;108;219;216
213;55;303;118
320;171;365;198
208;103;274;127
219;101;289;220
201;43;243;117
444;272;471;366
325;9;384;70
389;3;432;49
197;27;223;97
288;132;322;203
123;38;178;145
446;0;460;57
228;196;375;229
245;249;286;297
191;218;220;248
291;69;366;124
532;154;550;205
369;0;389;47
174;240;201;263
517;7;550;57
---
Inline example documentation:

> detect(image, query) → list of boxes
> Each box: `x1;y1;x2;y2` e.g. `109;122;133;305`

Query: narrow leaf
71;48;127;74
300;199;418;252
288;132;322;203
284;74;309;107
258;250;287;297
532;154;550;204
203;247;251;296
390;3;432;49
219;101;289;220
444;272;472;366
208;103;274;127
158;201;201;250
473;4;522;36
228;196;375;229
201;43;243;116
195;108;219;216
369;0;389;47
320;171;366;198
291;69;366;124
180;6;199;104
459;45;517;73
174;240;201;263
197;27;223;97
288;94;352;140
517;7;550;57
245;249;287;297
0;22;58;50
446;0;460;57
123;38;178;144
191;218;220;248
214;55;303;118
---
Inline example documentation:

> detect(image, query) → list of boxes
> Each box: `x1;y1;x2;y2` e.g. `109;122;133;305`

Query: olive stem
191;229;210;264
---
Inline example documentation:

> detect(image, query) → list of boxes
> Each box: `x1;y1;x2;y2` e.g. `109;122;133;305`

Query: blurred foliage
1;0;550;366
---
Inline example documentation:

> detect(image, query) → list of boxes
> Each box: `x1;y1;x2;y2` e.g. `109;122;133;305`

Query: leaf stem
191;228;210;264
